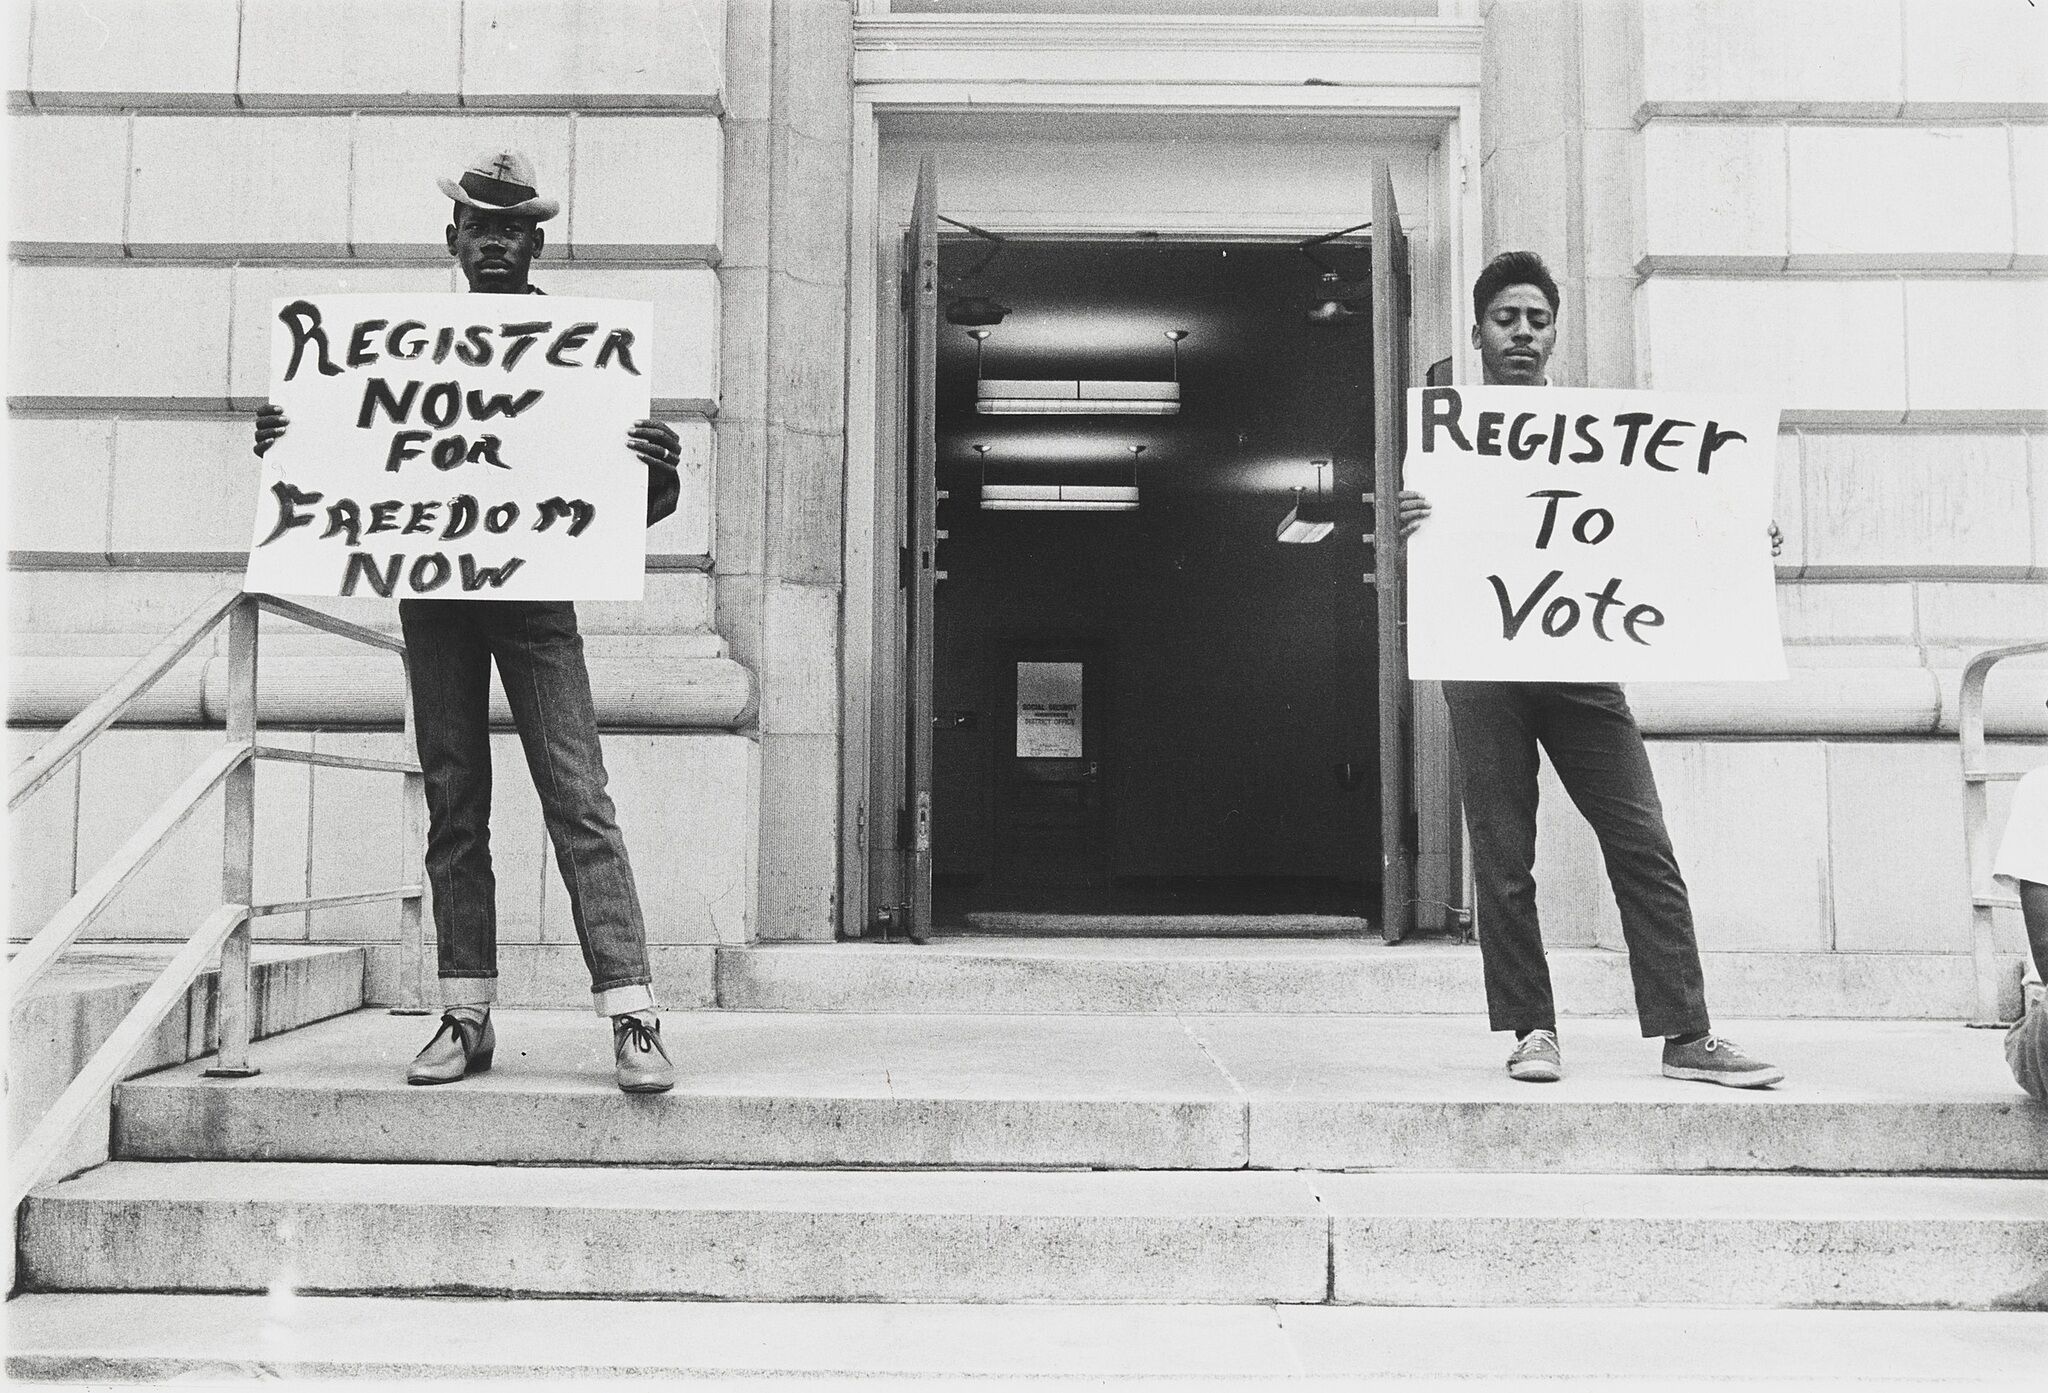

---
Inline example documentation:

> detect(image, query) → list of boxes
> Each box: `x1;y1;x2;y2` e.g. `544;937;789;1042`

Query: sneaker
1506;1028;1562;1082
1662;1033;1784;1089
406;1009;494;1085
613;1011;675;1094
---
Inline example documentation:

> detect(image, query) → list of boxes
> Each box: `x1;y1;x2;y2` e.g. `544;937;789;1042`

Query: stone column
717;0;855;940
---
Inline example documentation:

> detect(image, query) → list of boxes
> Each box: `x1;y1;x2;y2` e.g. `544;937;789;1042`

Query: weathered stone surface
1800;433;2034;578
128;116;353;257
569;116;722;261
112;1010;2048;1176
11;1297;2048;1383
237;0;461;107
1905;280;2048;423
11;267;234;409
461;0;723;109
1639;0;1903;117
9;113;128;254
715;940;1992;1019
9;418;114;559
1637;278;1907;422
27;0;240;107
1640;122;1786;270
1788;126;2013;269
1325;1171;2048;1308
22;1162;1329;1302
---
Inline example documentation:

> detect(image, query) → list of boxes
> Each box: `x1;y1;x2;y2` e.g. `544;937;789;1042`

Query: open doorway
927;239;1383;924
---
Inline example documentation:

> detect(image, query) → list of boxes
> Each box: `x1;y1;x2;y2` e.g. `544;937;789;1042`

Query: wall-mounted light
973;330;1186;415
1277;460;1335;543
1299;222;1372;327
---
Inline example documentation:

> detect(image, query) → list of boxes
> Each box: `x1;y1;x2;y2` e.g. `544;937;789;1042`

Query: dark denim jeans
399;599;654;1014
1443;680;1710;1039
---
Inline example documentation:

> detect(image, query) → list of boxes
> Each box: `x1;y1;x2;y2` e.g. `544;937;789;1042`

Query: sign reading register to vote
1403;386;1785;682
243;293;653;601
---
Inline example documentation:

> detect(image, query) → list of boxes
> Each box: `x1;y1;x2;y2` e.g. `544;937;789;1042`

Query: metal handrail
1959;639;2048;1026
7;589;428;1204
8;586;242;811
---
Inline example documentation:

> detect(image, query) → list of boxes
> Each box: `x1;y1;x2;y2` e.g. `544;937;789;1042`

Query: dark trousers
1443;680;1710;1039
398;599;653;1007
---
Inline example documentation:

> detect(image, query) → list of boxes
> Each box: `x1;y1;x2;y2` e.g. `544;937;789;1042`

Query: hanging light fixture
1299;222;1372;326
974;330;1186;415
980;443;1144;512
1277;460;1335;543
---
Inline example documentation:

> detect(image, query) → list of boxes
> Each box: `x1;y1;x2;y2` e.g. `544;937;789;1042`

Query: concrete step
20;1162;1329;1303
717;938;1996;1018
9;943;366;1171
20;1162;2046;1307
961;912;1370;936
9;1295;2047;1382
113;1010;2048;1174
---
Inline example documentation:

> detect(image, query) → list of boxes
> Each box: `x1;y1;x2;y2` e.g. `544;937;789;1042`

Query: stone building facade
8;0;2044;1012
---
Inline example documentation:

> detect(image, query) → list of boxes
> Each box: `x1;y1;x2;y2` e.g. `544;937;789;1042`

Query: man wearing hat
254;150;683;1093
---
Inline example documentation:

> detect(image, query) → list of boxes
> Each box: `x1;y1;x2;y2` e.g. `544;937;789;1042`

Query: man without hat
254;150;683;1092
1398;251;1785;1089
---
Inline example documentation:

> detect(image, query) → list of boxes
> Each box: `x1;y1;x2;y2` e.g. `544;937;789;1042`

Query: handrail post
392;654;433;1016
205;596;262;1077
1958;640;2048;1027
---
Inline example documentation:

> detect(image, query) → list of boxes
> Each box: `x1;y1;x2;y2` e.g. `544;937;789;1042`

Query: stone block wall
1486;0;2047;952
5;0;854;991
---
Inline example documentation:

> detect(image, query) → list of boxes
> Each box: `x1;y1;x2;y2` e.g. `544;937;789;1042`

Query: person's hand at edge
1396;489;1431;540
254;403;288;459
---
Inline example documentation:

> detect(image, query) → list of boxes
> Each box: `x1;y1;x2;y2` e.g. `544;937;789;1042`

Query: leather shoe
613;1012;675;1093
407;1010;494;1085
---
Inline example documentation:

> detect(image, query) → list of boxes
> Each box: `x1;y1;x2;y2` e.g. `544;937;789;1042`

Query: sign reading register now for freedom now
243;293;654;602
1403;386;1786;683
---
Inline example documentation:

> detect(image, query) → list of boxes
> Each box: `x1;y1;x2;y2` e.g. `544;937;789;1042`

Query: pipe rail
7;589;428;1208
1959;639;2048;1026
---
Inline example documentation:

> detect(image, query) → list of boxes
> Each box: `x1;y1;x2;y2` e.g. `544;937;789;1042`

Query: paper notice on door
1016;661;1083;758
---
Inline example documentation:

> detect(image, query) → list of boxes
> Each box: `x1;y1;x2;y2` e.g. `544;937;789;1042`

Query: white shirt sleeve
1993;766;2048;892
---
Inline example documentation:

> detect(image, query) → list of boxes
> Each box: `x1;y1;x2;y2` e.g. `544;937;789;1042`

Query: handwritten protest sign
1403;385;1785;682
243;293;653;601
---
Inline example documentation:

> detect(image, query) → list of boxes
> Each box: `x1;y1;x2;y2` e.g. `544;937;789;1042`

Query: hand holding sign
1403;385;1785;682
243;293;655;602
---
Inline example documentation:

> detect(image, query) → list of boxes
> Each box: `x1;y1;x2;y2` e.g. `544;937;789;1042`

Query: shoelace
615;1014;669;1062
1700;1035;1745;1057
1514;1030;1558;1056
423;1010;483;1056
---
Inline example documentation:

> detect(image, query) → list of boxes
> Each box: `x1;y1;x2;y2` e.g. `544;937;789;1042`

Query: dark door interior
926;238;1383;924
993;639;1110;905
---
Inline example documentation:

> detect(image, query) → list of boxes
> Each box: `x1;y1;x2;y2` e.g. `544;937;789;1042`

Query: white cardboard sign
243;293;653;601
1403;385;1786;682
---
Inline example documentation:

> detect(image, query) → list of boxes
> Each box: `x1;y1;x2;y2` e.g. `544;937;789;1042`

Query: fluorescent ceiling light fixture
1277;461;1335;543
981;483;1140;512
976;379;1179;415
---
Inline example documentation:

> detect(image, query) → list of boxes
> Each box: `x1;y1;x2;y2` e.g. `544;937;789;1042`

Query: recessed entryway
927;240;1382;922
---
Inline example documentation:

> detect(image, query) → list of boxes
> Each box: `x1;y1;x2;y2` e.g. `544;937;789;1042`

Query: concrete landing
8;1296;2047;1382
114;1009;2048;1173
717;938;2009;1018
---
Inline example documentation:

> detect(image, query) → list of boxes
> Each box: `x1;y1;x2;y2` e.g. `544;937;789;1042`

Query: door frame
842;12;1486;938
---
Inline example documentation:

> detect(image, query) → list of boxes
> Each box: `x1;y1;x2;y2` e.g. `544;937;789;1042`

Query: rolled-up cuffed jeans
1443;680;1710;1040
399;599;656;1017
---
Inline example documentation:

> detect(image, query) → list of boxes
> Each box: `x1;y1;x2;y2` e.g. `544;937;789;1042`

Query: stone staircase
9;940;2048;1381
